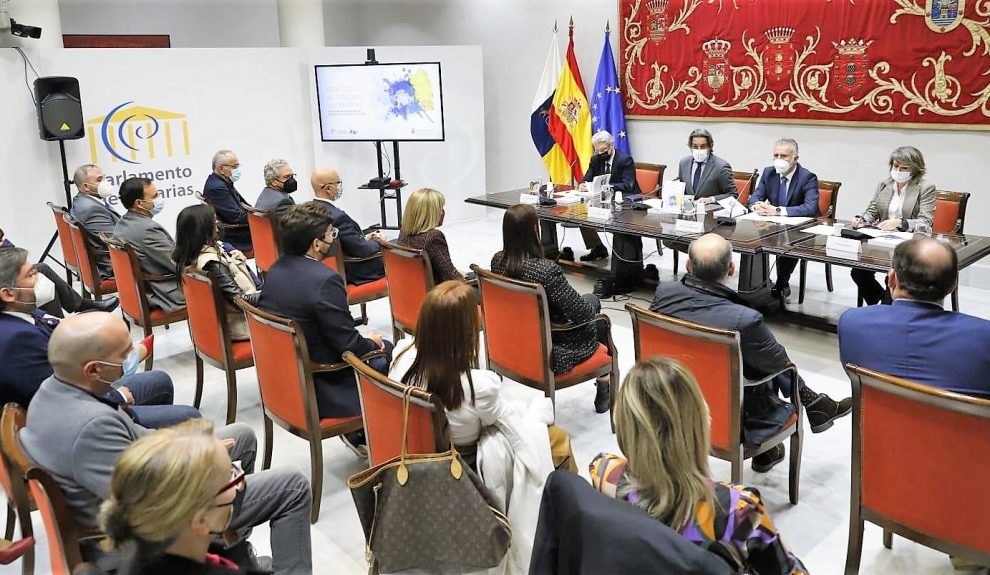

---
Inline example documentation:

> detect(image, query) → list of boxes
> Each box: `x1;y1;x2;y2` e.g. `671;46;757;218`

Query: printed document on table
801;224;840;235
736;212;813;225
856;228;914;240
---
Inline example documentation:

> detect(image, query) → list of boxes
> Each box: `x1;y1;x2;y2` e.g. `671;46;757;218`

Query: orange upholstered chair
64;217;117;302
626;304;803;502
380;241;435;340
46;203;79;286
933;191;970;312
105;239;187;370
322;240;388;326
843;365;990;573
181;270;254;424
345;352;449;467
797;179;842;304
0;405;35;575
733;169;759;207
634;162;666;197
237;299;384;523
244;205;281;277
472;265;619;431
24;468;82;575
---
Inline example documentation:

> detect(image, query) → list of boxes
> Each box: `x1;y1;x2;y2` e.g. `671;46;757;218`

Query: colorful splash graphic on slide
384;68;435;120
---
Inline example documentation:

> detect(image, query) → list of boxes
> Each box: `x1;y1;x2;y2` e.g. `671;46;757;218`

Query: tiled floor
8;209;988;575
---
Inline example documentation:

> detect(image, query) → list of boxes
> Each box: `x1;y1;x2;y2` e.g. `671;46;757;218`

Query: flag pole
605;19;610;34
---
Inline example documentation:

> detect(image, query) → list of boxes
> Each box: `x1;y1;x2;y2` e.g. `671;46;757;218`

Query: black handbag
348;387;512;574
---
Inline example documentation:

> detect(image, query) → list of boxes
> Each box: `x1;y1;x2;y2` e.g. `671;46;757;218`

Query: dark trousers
774;256;799;289
36;262;83;318
851;268;892;305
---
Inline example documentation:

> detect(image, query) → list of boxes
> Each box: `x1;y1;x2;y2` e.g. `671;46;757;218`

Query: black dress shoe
559;247;575;261
751;444;785;473
593;278;613;299
643;264;659;281
78;296;120;313
594;379;610;413
805;393;852;433
580;245;609;262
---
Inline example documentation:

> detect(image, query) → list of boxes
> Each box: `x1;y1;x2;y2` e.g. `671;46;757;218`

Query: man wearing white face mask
0;248;197;428
203;149;253;251
748;138;821;300
311;167;386;285
70;163;121;280
676;128;739;203
113;177;186;312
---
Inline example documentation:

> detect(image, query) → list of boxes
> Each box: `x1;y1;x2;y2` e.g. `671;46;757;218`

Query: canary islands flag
591;30;630;155
531;30;569;185
548;21;593;184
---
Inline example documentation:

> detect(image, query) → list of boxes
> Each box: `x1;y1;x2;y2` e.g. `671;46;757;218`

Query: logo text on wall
87;102;201;205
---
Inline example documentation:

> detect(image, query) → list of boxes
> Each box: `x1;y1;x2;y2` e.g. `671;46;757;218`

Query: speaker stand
39;140;76;284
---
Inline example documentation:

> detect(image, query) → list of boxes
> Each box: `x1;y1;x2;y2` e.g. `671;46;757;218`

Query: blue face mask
97;348;141;387
230;168;242;182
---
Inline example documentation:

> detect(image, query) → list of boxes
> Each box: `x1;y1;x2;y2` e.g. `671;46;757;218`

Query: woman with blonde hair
590;358;807;574
99;419;264;574
397;188;469;285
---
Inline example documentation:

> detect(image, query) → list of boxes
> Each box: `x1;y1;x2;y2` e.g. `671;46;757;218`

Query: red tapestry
618;0;990;129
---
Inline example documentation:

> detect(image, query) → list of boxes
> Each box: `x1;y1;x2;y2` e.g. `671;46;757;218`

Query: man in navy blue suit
257;202;393;455
839;238;990;399
0;247;199;427
203;149;253;251
310;167;385;285
747;138;820;300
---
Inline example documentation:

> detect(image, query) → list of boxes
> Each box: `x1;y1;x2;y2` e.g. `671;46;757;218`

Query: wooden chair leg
224;367;238;425
4;502;13;540
798;260;808;304
730;449;743;485
882;528;893;549
193;356;204;409
309;437;324;524
825;263;834;292
789;431;802;505
262;415;274;470
143;325;154;371
392;327;401;342
608;365;617;434
951;286;960;311
845;508;864;574
673;249;680;275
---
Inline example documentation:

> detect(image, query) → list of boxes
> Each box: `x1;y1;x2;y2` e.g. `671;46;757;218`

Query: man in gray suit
21;312;313;573
676;128;739;203
112;177;185;312
69;164;120;280
255;158;298;216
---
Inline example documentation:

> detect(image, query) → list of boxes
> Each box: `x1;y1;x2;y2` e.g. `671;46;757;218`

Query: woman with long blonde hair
591;358;807;574
397;188;470;285
99;419;264;574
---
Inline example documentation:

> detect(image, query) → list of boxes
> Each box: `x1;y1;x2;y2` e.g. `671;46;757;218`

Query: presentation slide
315;62;445;142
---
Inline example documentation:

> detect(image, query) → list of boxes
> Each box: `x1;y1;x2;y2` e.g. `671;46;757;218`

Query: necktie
778;176;789;206
692;162;703;192
31;309;59;338
605;161;611;174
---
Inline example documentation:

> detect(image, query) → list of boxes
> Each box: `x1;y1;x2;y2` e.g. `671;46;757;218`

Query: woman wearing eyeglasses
99;418;264;574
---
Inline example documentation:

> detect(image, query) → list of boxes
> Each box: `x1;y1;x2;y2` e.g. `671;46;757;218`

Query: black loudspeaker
33;76;84;141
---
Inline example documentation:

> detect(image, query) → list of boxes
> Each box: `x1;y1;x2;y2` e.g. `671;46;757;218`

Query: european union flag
590;31;630;155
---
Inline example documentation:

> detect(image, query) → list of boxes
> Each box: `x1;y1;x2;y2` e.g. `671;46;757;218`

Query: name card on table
826;234;862;253
519;193;539;204
586;206;612;221
674;218;705;234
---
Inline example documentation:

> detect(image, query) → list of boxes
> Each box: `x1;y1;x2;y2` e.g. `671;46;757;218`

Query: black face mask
282;176;298;194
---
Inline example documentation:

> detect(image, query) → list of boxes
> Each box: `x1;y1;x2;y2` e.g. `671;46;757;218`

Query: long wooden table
467;190;990;333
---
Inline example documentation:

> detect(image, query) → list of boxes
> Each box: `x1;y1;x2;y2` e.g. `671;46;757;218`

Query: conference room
1;1;989;574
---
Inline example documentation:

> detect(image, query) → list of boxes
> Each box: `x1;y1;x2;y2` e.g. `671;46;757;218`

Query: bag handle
396;385;462;486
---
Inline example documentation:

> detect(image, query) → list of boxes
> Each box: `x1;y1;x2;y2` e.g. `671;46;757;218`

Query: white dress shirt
888;186;905;219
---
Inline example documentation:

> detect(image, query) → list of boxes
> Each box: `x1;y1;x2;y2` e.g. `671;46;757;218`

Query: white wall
322;0;990;287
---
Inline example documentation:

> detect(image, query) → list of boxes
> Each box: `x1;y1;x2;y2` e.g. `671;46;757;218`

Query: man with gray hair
747;138;820;300
650;233;851;473
203;149;252;250
255;158;298;216
69;163;120;279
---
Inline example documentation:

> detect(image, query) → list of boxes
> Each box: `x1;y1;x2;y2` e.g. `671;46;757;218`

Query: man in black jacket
310;167;385;285
650;233;851;472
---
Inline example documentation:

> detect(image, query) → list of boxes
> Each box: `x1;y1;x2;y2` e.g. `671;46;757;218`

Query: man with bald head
840;238;990;399
650;233;851;472
22;312;315;573
311;167;385;284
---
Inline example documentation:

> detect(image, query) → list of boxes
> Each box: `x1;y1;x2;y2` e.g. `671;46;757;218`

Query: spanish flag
530;27;568;184
548;19;593;184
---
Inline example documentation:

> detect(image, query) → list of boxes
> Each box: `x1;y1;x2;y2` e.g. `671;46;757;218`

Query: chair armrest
218;221;249;231
311;349;388;373
343;251;384;264
550;313;610;333
744;364;801;408
144;273;177;282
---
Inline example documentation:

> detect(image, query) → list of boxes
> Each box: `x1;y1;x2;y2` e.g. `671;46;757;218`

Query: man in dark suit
651;234;851;472
676;128;739;203
0;247;197;427
112;177;186;312
69;163;121;280
310;167;385;285
255;158;298;216
839;238;990;399
747;138;820;299
203;149;252;251
258;202;393;454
